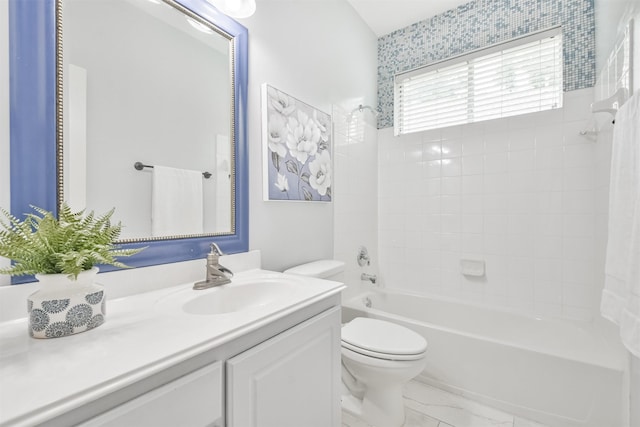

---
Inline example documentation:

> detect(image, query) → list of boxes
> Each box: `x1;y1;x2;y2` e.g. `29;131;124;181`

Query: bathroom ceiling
346;0;473;37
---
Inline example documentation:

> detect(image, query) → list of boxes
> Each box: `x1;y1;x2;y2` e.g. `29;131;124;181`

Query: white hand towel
151;165;204;237
601;90;640;357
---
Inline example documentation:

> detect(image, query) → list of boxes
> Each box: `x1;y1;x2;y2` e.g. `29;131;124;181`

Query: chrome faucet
361;273;377;285
193;242;234;290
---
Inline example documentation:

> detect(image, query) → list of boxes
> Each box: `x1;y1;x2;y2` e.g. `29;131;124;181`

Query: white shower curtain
601;90;640;358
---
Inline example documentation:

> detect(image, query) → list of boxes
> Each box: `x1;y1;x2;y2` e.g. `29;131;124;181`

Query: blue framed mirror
9;0;248;284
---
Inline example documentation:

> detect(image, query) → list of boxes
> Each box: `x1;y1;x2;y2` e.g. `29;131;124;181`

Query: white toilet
284;260;428;427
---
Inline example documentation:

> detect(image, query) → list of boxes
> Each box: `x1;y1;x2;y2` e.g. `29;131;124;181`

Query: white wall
0;0;10;286
238;0;377;272
594;0;637;74
378;88;598;322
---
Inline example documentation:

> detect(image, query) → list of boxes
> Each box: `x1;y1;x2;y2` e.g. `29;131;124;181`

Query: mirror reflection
61;0;235;241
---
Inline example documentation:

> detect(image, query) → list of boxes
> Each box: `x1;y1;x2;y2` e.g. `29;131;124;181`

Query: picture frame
262;83;332;202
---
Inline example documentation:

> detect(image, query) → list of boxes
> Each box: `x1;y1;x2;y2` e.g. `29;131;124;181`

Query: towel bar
134;162;212;179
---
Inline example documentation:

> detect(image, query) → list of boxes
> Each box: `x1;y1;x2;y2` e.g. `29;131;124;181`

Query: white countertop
0;269;344;426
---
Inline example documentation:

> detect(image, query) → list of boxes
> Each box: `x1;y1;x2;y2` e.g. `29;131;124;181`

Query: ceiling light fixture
187;17;214;34
208;0;256;18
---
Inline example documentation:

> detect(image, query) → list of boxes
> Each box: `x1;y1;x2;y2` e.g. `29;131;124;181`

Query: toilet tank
283;260;345;282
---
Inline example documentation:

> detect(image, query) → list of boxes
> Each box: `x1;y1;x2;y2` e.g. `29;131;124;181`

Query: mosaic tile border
377;0;595;128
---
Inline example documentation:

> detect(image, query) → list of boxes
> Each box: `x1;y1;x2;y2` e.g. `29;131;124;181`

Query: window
394;27;563;135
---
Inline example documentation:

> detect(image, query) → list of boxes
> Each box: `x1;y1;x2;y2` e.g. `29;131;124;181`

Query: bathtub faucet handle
361;273;377;285
357;246;371;267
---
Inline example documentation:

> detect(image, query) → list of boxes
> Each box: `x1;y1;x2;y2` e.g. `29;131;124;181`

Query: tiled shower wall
377;0;596;128
333;106;379;300
378;88;598;321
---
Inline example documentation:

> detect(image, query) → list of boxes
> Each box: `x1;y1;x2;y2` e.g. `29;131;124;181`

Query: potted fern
0;204;144;339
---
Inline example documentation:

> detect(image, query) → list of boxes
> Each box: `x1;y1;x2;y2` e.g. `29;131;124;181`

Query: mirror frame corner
8;0;249;284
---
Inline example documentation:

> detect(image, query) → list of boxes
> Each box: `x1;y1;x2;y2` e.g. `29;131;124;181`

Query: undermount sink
183;279;296;315
154;274;306;316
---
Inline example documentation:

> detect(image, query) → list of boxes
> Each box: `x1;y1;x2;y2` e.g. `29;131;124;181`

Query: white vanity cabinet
0;267;345;427
74;306;341;427
79;363;224;427
226;306;342;427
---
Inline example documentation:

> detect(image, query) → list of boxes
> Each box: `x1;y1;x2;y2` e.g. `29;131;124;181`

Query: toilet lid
341;318;427;358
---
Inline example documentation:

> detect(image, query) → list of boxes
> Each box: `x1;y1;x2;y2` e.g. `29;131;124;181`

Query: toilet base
341;381;405;427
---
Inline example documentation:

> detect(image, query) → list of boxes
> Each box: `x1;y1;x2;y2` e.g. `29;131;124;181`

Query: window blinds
394;27;563;135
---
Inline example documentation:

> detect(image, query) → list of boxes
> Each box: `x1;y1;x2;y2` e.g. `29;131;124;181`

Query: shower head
351;104;379;116
347;104;379;122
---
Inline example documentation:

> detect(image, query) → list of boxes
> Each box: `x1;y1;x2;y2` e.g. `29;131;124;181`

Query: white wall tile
535;235;563;259
424;178;441;196
508;214;536;235
536;214;563;236
441;139;463;158
461;233;483;253
461;194;483;214
484;153;509;174
534;258;563;283
462;175;484;194
508;193;536;214
563;190;595;214
484;137;509;154
376;87;597;320
563;143;594;168
563;236;595;261
562;259;595;285
441;177;461;195
484;234;509;255
425;160;442;178
462;137;486;156
441;158;462;177
441;214;461;233
562;167;595;191
537;192;563;214
484;214;509;235
535;124;564;147
562;214;595;237
461;214;483;233
509;150;535;171
508;234;535;257
535;147;564;170
483;174;510;194
441;195;462;214
423;141;443;160
508;171;536;193
509;129;536;151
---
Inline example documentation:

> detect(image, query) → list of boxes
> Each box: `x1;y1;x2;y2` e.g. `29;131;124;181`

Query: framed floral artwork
262;84;332;202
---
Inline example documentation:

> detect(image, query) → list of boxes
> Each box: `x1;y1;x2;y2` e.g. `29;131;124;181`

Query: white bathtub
342;291;626;427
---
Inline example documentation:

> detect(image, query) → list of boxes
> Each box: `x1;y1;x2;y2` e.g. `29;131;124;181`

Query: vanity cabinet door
226;306;342;427
79;362;223;427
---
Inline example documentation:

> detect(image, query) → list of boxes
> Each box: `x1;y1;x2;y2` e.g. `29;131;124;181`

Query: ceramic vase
27;267;106;339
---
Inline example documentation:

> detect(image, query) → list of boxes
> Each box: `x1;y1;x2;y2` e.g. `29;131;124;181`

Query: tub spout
361;273;377;285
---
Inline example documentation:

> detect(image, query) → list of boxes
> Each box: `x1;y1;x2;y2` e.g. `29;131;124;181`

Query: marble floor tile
403;408;441;427
342;380;552;427
342;408;445;427
342;410;371;427
403;381;514;427
513;417;549;427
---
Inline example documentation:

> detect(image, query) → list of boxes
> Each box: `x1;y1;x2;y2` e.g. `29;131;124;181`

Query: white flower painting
263;84;332;202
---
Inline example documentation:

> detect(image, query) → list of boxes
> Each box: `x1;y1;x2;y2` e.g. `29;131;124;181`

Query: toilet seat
341;318;427;361
342;341;425;361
